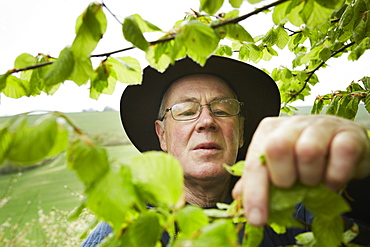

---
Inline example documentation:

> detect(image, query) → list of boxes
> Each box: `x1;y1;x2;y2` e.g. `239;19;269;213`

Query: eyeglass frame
160;98;244;121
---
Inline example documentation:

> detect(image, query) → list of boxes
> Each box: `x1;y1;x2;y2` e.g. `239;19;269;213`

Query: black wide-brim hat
120;56;281;161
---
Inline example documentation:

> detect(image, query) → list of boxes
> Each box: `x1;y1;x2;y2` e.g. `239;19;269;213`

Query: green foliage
177;20;221;65
311;77;369;119
1;0;369;116
3;114;68;164
1;0;370;246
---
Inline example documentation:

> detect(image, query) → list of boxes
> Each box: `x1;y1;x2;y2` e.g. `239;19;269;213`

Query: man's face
155;74;244;182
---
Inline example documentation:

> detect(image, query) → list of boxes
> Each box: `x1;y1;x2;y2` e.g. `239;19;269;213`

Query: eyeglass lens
171;99;240;120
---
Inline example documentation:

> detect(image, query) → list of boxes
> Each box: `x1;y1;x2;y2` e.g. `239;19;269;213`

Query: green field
0;111;140;226
0;106;370;232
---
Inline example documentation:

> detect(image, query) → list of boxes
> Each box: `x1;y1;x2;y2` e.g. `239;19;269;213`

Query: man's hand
232;115;370;226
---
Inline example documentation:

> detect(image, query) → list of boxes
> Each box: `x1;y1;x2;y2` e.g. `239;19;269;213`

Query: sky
0;0;369;116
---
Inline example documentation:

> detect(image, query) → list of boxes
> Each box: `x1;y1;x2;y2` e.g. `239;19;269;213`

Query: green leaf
272;1;290;25
130;151;184;208
345;96;361;119
353;19;367;44
312;216;344;247
338;4;354;31
145;44;172;72
7;114;66;164
229;0;243;8
214;44;233;56
336;94;351;117
194;219;238;246
302;184;350;218
299;45;324;65
129;14;161;32
295;232;316;246
106;57;142;84
300;1;334;29
14;53;36;69
44;47;74;86
269;222;286;234
224;9;240;19
243;223;264;247
262;28;278;47
68;57;93;86
176;205;209;237
89;62;111;100
239;43;262;63
221;23;254;42
343;223;360;244
72;3;106;58
223;160;244;176
269;184;307;228
169;35;187;62
315;0;343;9
67;200;86;221
275;25;289;49
365;94;370;114
0;72;10;91
86;166;142;231
200;0;224;15
319;47;332;61
67;137;110;187
177;21;220;65
122;16;150;52
362;76;370;89
120;211;162;247
326;96;340;115
3;74;32;98
248;0;264;3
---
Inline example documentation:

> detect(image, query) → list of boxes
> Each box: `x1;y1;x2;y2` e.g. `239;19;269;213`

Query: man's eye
213;110;230;116
181;110;197;116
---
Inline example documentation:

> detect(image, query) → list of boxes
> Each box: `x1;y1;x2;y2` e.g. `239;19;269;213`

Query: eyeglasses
161;98;243;121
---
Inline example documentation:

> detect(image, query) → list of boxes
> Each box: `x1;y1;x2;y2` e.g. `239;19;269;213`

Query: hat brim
120;56;281;161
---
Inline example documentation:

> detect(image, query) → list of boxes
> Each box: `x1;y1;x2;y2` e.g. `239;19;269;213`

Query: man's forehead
167;74;232;93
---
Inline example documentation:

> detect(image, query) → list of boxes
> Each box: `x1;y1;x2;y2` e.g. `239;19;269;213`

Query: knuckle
295;144;325;164
265;136;293;158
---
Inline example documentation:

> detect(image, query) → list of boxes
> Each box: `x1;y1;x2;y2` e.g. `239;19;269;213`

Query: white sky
0;0;369;116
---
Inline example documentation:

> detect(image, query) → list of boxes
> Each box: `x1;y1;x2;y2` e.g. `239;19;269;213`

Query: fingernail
248;207;264;226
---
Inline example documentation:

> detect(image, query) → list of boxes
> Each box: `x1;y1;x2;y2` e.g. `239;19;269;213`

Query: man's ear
155;120;168;152
238;117;245;149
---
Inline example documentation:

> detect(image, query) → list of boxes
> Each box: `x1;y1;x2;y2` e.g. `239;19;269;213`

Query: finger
232;177;243;199
325;130;365;191
242;158;269;226
264;121;302;188
294;123;333;186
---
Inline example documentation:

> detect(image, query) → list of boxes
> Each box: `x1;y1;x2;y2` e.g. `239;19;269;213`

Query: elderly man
81;56;370;246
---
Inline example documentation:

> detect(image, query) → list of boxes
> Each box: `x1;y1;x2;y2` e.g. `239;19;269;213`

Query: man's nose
195;106;218;131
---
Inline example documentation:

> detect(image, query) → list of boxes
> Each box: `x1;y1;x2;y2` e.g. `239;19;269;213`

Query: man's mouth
194;143;221;150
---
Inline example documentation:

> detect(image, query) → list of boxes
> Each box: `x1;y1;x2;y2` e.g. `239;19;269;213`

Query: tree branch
211;0;290;28
8;62;53;74
6;0;289;74
286;41;356;103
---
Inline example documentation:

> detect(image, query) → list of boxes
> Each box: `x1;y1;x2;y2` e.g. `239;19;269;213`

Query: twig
286;41;356;103
8;61;53;74
101;1;122;25
211;0;290;29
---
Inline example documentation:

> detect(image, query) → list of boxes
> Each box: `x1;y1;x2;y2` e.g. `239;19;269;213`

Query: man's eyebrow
176;97;198;102
175;96;234;103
